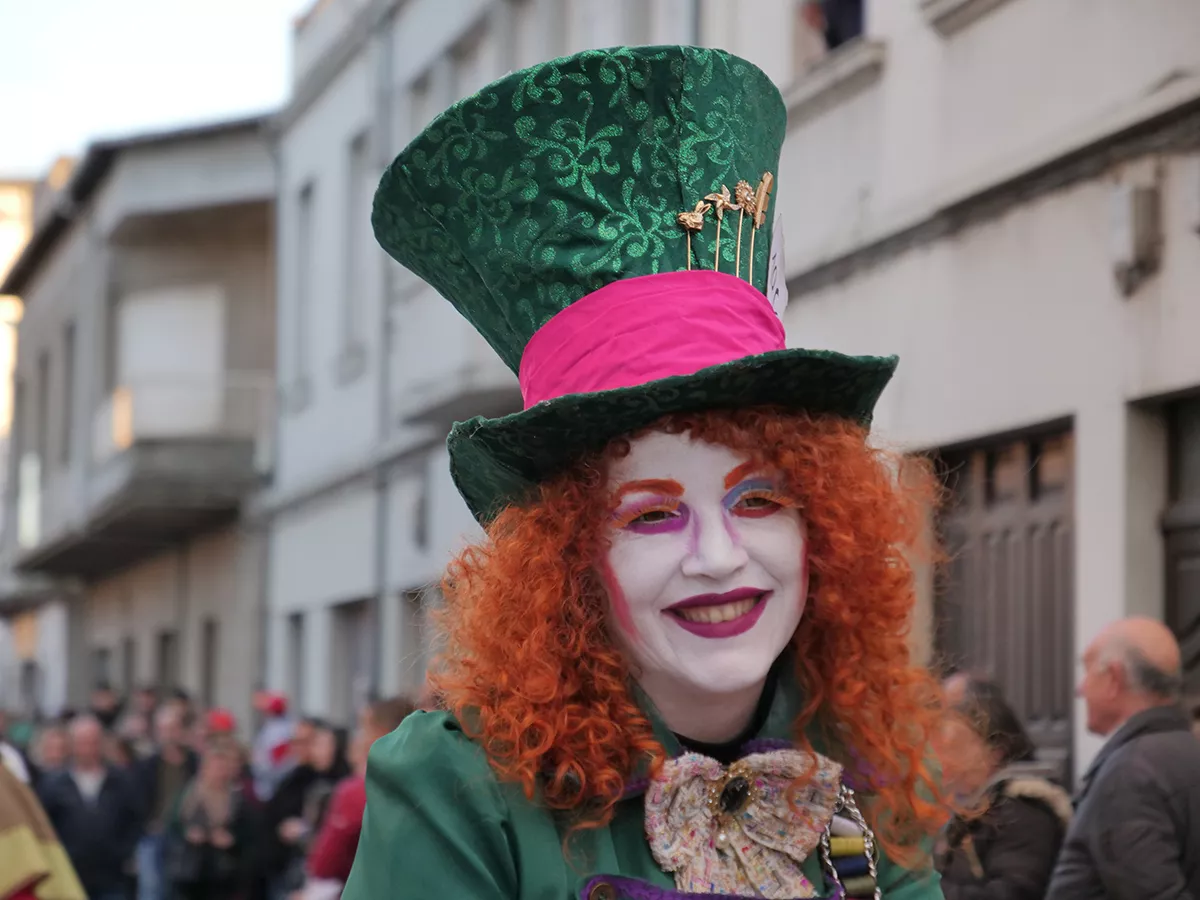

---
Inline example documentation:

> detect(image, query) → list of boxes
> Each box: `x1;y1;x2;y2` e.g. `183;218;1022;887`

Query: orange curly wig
433;407;953;860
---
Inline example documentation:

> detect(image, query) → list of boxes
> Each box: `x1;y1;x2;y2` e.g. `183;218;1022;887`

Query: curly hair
433;407;953;861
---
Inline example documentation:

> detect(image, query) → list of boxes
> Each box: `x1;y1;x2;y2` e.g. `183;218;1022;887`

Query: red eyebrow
724;462;763;490
615;479;684;501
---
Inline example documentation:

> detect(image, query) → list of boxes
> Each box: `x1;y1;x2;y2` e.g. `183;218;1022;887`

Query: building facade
0;119;276;727
773;0;1200;779
0;178;36;714
275;0;1200;777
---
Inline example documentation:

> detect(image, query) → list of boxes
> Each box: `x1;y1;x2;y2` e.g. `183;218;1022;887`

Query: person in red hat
205;709;237;736
250;693;295;804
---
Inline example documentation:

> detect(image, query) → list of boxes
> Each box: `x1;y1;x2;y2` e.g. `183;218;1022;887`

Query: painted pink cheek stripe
598;557;639;643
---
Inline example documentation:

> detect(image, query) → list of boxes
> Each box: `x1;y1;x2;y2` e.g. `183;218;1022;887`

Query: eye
732;491;784;518
630;508;679;525
612;498;686;533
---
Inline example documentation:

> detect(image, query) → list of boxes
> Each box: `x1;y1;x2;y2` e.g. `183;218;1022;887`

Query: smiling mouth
664;589;772;638
671;595;763;624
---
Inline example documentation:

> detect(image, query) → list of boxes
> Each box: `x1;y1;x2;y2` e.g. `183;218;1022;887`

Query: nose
680;510;749;580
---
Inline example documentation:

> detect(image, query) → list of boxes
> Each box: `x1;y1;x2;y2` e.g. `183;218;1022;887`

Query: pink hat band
517;270;786;409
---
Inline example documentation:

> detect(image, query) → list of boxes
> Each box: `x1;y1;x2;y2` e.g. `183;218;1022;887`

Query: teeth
675;597;758;624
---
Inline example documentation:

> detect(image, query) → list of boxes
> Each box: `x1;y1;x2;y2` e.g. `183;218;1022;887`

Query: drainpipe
369;7;398;702
256;120;285;702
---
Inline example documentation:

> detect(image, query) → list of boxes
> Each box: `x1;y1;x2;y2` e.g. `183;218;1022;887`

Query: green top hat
372;45;896;523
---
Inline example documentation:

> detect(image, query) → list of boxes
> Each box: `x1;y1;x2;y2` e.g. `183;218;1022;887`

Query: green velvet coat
342;673;944;900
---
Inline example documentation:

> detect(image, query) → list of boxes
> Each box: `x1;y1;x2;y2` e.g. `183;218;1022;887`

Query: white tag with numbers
766;211;788;318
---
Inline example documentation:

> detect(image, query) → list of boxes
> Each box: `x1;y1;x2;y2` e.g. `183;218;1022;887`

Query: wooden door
935;430;1075;783
1167;399;1200;693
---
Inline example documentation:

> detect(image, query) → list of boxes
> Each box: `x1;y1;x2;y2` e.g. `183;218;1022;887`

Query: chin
677;651;784;697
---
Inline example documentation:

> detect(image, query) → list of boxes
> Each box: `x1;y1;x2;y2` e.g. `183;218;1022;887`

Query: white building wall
275;52;379;494
272;0;1200;773
774;0;1200;776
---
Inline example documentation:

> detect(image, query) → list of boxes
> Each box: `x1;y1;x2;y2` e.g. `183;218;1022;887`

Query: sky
0;0;313;177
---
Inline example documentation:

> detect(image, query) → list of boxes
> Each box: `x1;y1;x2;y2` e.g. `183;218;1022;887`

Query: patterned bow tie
644;749;843;898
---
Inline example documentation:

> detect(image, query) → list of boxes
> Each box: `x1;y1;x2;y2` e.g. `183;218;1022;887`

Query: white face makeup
603;430;807;713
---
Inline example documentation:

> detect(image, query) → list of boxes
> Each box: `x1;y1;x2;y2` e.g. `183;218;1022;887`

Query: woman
162;738;257;900
265;721;347;897
344;45;960;899
937;678;1071;900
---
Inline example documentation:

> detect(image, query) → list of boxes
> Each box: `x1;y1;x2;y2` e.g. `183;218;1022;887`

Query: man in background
1047;617;1200;900
88;683;122;732
38;716;141;900
132;705;197;900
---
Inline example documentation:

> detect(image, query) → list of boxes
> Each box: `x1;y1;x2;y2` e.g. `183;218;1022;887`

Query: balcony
391;280;522;429
0;547;65;616
16;374;272;579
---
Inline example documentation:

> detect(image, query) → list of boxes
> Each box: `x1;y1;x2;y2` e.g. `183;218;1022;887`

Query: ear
1107;660;1130;694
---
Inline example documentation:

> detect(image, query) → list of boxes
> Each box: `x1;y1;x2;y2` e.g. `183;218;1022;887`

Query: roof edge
0;112;274;297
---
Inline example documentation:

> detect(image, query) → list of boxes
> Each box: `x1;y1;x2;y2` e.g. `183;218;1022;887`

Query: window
35;349;49;472
1166;399;1200;695
201;619;219;708
342;131;371;358
156;630;180;690
508;0;537;70
287;612;306;712
410;74;433;136
122;636;136;693
60;322;75;465
626;0;654;44
294;183;316;393
398;588;435;695
332;600;371;726
92;647;112;686
794;0;865;77
9;375;24;499
451;26;488;100
18;661;41;718
935;430;1074;782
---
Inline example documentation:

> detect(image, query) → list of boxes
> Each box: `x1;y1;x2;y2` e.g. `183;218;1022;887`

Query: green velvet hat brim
448;348;898;524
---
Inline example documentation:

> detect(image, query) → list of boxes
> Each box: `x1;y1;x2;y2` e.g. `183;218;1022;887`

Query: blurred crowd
6;615;1200;900
0;685;417;900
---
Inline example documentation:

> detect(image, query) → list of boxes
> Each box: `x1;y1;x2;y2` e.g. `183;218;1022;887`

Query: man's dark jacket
37;766;142;896
1046;705;1200;900
132;746;198;825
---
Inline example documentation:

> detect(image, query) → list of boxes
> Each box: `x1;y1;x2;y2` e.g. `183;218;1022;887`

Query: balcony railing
91;373;274;468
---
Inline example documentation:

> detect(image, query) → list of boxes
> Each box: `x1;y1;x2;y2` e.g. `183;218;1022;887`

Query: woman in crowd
264;720;347;898
162;737;258;900
937;677;1072;900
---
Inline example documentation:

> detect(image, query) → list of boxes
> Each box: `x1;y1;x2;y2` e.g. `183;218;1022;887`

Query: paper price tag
766;212;788;318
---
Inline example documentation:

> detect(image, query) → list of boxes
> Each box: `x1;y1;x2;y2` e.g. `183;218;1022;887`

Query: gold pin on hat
734;180;755;279
704;185;736;273
677;200;711;270
747;173;774;285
